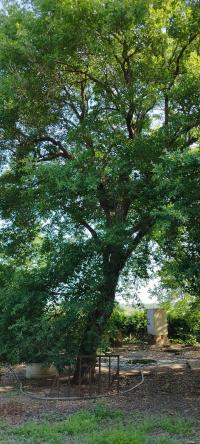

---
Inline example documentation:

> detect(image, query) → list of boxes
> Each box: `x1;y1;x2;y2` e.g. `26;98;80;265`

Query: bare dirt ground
0;344;199;424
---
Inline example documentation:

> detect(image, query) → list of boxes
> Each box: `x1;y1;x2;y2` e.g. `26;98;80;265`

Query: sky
137;281;158;305
116;279;159;306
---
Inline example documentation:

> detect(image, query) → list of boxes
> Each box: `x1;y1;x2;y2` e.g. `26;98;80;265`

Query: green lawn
0;403;198;444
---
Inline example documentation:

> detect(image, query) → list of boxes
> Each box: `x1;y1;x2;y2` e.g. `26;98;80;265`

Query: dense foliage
0;265;86;364
104;303;200;347
154;149;200;304
0;0;199;365
102;305;148;347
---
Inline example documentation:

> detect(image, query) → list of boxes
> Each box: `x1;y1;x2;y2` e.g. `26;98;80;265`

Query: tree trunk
72;296;115;383
72;250;123;383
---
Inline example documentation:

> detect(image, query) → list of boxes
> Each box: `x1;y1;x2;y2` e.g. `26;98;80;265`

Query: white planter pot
26;363;58;379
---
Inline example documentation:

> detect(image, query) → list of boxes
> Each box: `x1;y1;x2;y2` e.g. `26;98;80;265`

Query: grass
0;402;198;444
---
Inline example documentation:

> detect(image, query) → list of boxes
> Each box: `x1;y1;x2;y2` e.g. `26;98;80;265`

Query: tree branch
79;219;98;238
35;136;74;161
57;63;115;97
124;216;154;261
38;152;72;162
126;106;135;139
164;33;198;132
173;33;198;78
98;182;115;224
63;86;82;121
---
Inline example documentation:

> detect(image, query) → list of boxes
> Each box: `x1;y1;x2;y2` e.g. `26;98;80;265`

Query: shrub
167;295;200;344
102;305;148;347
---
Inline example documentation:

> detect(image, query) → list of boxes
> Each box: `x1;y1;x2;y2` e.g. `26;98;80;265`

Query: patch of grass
0;389;19;398
85;414;198;444
151;437;180;444
0;423;14;444
140;417;159;433
14;410;98;443
139;416;196;436
92;401;123;420
0;440;12;444
0;420;10;430
87;427;146;444
0;405;198;444
158;416;196;436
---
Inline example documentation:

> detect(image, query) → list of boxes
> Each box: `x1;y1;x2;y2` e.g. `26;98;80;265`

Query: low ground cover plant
0;403;198;444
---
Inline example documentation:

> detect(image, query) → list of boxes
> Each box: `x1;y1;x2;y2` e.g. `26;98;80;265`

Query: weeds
0;403;198;444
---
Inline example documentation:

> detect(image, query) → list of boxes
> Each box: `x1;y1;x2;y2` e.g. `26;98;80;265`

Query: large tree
0;0;200;374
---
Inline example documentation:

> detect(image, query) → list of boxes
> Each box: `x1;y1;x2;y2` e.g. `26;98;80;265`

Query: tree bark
72;249;123;383
72;300;115;384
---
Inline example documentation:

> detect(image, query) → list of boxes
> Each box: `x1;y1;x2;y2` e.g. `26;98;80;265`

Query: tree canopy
0;0;200;366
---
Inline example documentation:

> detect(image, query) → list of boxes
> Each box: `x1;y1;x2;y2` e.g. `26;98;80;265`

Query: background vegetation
103;300;200;348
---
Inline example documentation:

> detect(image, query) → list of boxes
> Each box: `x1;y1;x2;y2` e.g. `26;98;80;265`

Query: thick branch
58;63;115;97
164;33;198;131
38;151;72;162
98;182;115;224
164;95;169;126
79;219;98;238
174;33;198;78
35;136;74;161
80;79;88;121
63;86;82;121
124;216;154;261
126;107;134;139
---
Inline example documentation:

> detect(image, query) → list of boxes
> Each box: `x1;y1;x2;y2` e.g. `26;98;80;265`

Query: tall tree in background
0;0;199;374
153;147;200;306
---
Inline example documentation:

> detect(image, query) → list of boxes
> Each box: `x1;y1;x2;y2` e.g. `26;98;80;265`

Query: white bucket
26;363;58;379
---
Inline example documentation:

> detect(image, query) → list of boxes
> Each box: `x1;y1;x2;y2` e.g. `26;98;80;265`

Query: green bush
124;309;147;338
168;314;200;344
102;305;148;347
102;297;200;349
167;296;200;344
